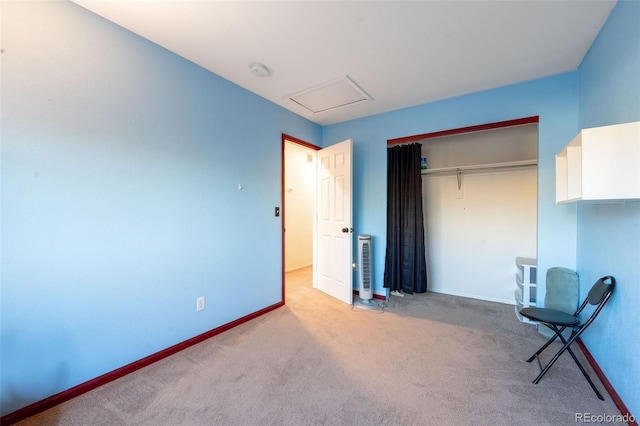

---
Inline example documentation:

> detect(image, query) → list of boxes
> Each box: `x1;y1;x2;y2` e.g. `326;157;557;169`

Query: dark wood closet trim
387;116;539;145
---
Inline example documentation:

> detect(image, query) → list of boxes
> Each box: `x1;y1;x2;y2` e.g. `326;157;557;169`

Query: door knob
342;227;349;233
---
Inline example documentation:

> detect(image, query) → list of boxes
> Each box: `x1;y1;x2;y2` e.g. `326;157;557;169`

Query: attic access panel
288;76;372;114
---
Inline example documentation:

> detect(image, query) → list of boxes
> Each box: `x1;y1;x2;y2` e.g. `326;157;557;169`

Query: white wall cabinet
515;257;537;324
556;121;640;203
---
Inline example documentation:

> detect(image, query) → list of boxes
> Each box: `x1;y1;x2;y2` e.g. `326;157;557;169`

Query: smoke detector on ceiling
250;63;271;77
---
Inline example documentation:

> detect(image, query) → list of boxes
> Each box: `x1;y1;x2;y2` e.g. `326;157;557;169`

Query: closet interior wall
421;123;538;304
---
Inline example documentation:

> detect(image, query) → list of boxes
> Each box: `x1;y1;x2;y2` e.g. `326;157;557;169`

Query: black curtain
383;143;428;294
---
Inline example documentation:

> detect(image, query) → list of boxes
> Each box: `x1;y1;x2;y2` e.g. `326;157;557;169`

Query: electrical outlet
196;296;205;311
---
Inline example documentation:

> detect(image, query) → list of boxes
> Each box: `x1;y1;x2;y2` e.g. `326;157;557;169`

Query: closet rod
421;159;537;176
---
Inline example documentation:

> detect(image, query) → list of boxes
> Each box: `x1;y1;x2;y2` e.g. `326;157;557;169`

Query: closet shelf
421;159;537;175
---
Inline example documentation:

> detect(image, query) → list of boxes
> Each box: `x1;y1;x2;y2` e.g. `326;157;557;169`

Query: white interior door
315;139;353;305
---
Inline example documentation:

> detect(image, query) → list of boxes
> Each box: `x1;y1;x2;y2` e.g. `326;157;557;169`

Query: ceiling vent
287;76;372;114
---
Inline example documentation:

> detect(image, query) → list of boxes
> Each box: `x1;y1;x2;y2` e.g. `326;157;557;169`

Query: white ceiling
72;0;616;126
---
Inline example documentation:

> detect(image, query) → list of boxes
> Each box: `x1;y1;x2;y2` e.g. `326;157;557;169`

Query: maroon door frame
281;134;321;303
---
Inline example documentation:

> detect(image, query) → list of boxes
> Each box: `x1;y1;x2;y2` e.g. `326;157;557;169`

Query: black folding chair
519;275;615;400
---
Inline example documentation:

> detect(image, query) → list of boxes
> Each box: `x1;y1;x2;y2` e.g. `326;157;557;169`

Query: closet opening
387;116;539;304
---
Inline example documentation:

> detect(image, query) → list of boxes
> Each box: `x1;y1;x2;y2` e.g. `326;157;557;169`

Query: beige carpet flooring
16;267;622;425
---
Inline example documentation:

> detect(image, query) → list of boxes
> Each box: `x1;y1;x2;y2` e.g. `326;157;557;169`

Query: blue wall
576;0;640;418
321;0;638;417
323;73;580;304
0;1;320;415
2;0;637;420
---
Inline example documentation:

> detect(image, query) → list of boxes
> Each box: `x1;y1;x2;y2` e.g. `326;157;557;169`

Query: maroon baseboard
5;305;632;426
577;338;637;426
0;301;284;426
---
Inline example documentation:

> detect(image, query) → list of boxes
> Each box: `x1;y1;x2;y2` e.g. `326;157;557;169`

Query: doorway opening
281;134;320;303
